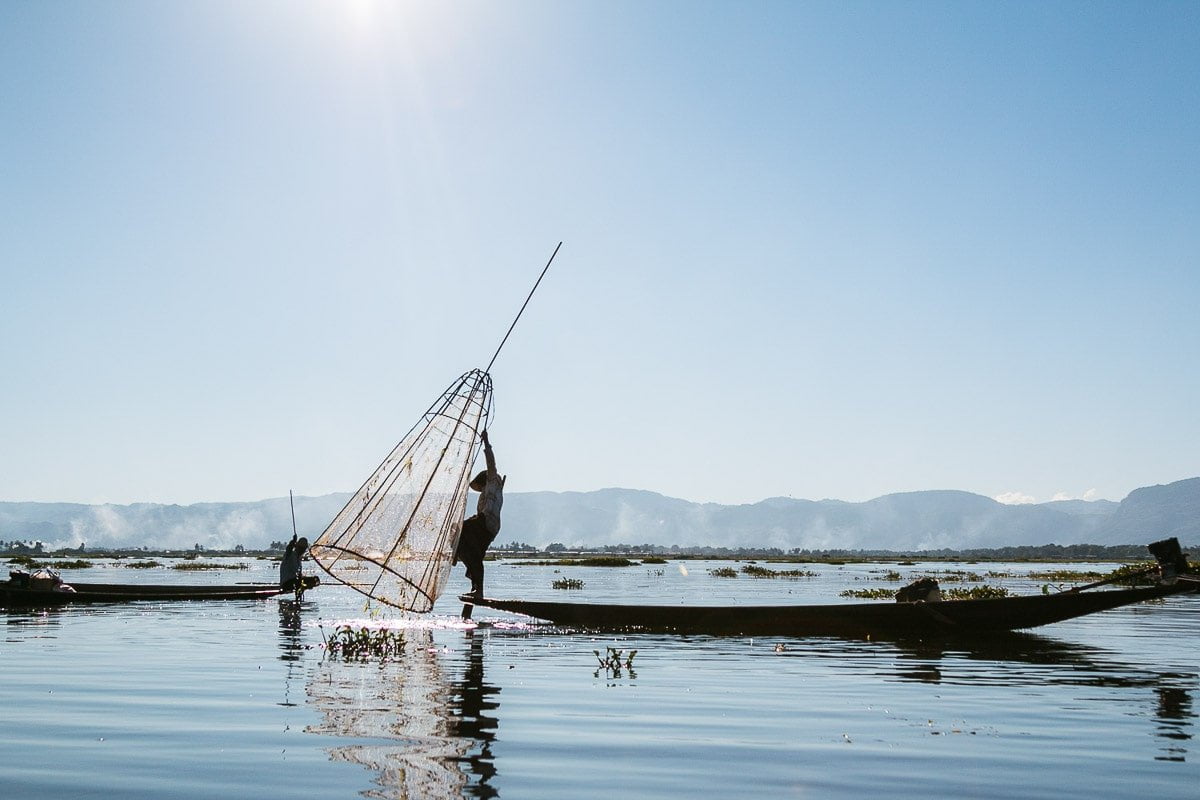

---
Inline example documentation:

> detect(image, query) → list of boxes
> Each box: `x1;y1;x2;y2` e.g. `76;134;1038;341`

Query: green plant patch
943;585;1010;600
552;577;584;590
839;588;895;599
322;625;407;660
741;564;817;579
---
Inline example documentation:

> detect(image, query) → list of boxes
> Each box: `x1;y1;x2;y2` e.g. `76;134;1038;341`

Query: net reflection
305;625;499;799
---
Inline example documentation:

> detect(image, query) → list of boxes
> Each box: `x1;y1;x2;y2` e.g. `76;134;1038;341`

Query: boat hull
466;582;1197;636
1;580;311;607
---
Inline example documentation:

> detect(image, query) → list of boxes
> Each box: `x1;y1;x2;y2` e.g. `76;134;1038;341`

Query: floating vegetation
552;577;584;590
48;559;94;570
883;570;902;581
593;646;637;678
124;560;162;569
1104;561;1165;585
172;562;249;571
1027;569;1103;582
709;567;738;578
6;555;40;567
841;585;1012;600
519;557;638;567
642;557;668;565
840;588;895;599
322;624;407;660
944;585;1010;600
931;570;985;583
741;564;818;579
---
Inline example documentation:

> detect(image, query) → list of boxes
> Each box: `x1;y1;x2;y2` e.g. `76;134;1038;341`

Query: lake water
2;557;1196;798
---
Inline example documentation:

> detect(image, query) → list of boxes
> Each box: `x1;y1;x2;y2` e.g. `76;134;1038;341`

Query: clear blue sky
2;1;1197;507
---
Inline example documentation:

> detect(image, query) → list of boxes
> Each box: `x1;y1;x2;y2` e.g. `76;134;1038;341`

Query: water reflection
278;599;310;709
445;631;500;796
1154;686;1194;762
304;625;500;799
879;633;1198;762
278;599;305;661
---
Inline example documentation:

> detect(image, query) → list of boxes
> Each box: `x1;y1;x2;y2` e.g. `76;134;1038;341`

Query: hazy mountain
2;478;1196;552
0;495;351;552
1041;499;1120;516
1093;478;1200;544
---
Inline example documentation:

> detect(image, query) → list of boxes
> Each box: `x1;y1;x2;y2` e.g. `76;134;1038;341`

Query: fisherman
279;533;308;594
454;429;505;602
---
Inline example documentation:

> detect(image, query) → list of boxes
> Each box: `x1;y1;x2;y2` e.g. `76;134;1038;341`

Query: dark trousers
455;514;497;595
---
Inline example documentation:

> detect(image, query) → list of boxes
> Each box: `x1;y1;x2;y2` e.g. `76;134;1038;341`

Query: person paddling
454;429;505;604
279;533;308;595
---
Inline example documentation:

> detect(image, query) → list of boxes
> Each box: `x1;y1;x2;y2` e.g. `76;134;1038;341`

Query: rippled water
2;558;1196;798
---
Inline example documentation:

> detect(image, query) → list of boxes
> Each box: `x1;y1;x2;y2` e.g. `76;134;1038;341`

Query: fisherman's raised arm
481;429;497;475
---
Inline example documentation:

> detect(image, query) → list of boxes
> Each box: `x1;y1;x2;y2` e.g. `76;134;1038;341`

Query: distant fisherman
279;533;308;594
454;429;505;603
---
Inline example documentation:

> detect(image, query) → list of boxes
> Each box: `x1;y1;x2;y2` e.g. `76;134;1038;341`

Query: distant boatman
454;429;505;603
279;533;309;594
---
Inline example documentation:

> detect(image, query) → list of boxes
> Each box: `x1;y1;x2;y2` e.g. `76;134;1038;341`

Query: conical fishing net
310;369;493;612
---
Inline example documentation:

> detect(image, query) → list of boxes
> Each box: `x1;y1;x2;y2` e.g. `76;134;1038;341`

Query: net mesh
310;369;493;612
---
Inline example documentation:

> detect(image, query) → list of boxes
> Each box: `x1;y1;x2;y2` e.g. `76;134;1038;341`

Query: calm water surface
2;558;1196;798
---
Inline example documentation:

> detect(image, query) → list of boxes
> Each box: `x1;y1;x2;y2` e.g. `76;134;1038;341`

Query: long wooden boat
464;580;1198;637
1;579;316;607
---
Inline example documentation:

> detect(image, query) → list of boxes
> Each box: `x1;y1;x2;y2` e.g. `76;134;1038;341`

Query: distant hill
1;477;1197;552
1094;478;1200;544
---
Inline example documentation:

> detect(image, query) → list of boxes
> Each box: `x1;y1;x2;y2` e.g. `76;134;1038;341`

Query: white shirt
477;473;504;536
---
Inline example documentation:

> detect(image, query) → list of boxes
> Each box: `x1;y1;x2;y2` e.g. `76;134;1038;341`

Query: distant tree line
493;541;1192;561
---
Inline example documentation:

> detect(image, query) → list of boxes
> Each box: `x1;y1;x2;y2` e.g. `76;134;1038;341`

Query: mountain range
2;477;1197;552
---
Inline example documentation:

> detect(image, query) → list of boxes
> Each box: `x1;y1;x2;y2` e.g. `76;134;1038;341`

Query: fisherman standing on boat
279;533;308;594
455;429;505;601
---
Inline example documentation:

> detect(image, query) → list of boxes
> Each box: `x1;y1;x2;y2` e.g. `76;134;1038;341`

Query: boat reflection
303;624;500;799
876;632;1196;762
1154;686;1194;762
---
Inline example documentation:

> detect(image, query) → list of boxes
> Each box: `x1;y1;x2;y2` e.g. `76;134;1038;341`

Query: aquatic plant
44;559;93;570
933;570;985;582
943;585;1010;600
839;588;895;599
172;562;249;571
593;646;636;678
552;577;584;590
519;557;638;567
321;624;407;660
741;564;818;579
1027;569;1104;582
709;567;738;578
642;557;668;565
124;560;163;569
842;584;1012;600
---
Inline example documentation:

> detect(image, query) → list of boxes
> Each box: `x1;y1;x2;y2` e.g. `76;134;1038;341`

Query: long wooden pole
484;241;562;375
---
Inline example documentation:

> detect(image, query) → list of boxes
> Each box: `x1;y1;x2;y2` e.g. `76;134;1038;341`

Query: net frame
310;369;493;611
